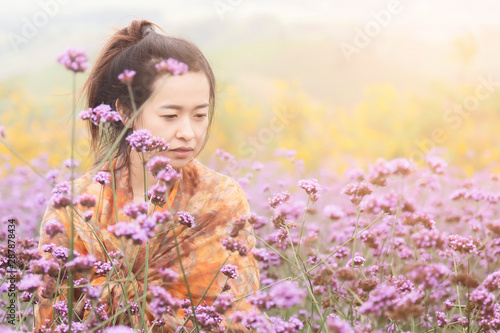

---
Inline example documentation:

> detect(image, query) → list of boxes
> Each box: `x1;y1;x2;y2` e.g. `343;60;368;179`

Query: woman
35;19;260;332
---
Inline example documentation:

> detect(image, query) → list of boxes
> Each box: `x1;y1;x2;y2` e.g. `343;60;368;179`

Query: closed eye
196;114;208;118
162;115;177;119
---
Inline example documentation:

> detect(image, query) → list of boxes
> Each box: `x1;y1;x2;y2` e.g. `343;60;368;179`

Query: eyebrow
159;103;209;111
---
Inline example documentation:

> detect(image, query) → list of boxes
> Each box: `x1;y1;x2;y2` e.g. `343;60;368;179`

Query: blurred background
1;0;500;177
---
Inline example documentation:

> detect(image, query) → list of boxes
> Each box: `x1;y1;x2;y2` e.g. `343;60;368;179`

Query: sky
1;0;500;76
0;0;499;106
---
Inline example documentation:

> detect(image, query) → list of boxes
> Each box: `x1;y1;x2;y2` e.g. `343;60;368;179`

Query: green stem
67;71;77;331
172;224;200;332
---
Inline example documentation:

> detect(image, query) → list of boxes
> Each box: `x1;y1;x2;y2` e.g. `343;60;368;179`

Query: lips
170;147;194;152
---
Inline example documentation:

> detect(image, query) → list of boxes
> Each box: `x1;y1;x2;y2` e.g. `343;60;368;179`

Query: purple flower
118;69;136;84
149;285;179;317
57;47;89;72
483;271;500;291
94;261;114;275
65;254;96;273
62;158;80;169
79;104;122;126
52;246;75;261
268;191;291;208
50;193;71;209
103;326;136;333
53;300;69;317
183;304;223;331
147;155;172;177
155;57;189;75
83;285;103;299
76;193;97;208
232;309;272;332
41;243;56;253
156;165;181;184
108;222;149;244
221;264;239;279
268;281;306;309
271;315;304;333
346;255;366;268
158;267;179;283
126;129;169;153
94;171;111;185
122;202;148;219
221;237;248;257
213;293;234;313
298;178;321;201
44;219;65;238
52;181;71;194
359;282;398;316
152;210;173;224
17;273;42;292
326;314;354;333
30;258;59;276
177;211;195;228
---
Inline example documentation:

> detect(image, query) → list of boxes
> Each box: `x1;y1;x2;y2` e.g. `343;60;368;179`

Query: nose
175;115;195;141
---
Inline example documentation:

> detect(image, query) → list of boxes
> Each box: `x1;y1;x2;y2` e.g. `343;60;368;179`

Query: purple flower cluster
158;267;179;283
268;281;306;309
57;47;89;72
268;191;291;208
177;211;195;228
126;129;169;153
221;264;239;279
155;57;189;75
93;171;111;185
183;304;223;331
44;219;65;238
79;104;122;126
149;285;179;317
65;254;97;273
117;69;136;84
147;155;171;177
298;178;321;202
108;222;149;244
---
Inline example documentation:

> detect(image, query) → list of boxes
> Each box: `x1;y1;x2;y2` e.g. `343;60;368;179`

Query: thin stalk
67;71;77;331
172;224;200;332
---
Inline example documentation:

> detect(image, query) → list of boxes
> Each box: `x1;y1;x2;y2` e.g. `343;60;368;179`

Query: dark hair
81;19;216;171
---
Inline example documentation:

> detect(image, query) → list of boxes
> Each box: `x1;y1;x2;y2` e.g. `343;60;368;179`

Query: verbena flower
57;47;89;72
126;129;169;153
149;285;179;317
93;171;111;185
147;155;171;177
177;211;195;228
268;281;306;309
65;254;97;273
221;264;239;279
268;191;291;208
44;219;65;238
79;104;122;126
108;222;149;244
118;69;136;84
62;158;80;169
158;267;179;283
155;57;189;75
17;273;43;292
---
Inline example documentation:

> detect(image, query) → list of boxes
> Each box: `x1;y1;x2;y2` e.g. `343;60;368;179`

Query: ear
115;99;131;126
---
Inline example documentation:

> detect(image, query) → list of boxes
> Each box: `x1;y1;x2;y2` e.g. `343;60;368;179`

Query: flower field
1;47;500;333
1;142;500;331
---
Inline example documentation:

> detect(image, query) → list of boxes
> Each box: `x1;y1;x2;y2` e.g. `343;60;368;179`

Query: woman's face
133;71;210;170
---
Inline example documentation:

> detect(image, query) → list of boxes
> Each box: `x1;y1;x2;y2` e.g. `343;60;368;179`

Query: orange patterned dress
34;155;260;332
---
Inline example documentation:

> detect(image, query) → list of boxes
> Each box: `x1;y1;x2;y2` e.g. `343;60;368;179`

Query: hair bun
141;25;155;37
126;20;157;42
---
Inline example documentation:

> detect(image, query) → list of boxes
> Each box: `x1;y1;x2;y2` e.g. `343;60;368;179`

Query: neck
128;150;161;200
